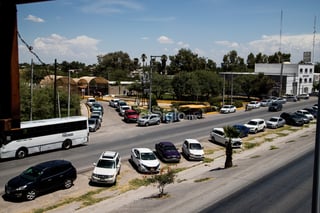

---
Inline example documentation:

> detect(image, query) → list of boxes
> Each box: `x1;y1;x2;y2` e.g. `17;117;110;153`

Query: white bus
0;116;89;159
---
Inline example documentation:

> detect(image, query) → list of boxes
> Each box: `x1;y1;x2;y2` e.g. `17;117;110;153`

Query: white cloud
215;40;239;48
19;34;100;64
25;15;45;23
177;41;189;48
213;33;320;64
157;36;174;44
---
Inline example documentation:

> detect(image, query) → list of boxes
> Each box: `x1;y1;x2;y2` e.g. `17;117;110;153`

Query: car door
132;149;140;166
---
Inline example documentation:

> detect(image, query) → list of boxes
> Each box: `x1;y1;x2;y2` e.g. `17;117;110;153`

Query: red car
124;109;139;123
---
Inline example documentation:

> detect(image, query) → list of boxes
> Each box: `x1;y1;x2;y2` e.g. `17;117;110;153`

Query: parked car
296;109;314;120
124;109;139;123
90;113;102;124
155;141;181;163
130;148;160;173
293;112;310;124
260;99;272;107
286;95;298;102
181;108;203;119
91;110;103;121
90;151;121;185
119;105;131;116
297;93;309;100
181;139;204;161
247;101;261;109
303;107;317;118
91;102;104;115
232;124;250;138
88;118;100;132
137;113;161;126
109;98;120;107
86;97;96;107
116;101;127;112
210;127;242;148
266;117;286;129
220;105;236;114
280;112;304;126
275;97;287;104
244;118;266;133
268;102;283;112
5;160;77;201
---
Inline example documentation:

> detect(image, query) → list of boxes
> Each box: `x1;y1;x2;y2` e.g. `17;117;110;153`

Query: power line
17;31;46;66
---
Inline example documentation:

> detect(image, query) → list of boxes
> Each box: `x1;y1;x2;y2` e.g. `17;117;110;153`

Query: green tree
223;125;240;168
151;72;172;99
149;167;176;197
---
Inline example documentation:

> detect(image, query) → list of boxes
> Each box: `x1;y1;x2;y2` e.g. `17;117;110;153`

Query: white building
255;63;315;96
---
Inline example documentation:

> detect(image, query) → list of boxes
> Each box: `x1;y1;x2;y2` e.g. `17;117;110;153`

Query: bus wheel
16;148;28;159
62;140;72;150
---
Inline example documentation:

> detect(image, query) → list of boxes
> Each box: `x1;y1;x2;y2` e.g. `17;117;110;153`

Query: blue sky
17;0;320;66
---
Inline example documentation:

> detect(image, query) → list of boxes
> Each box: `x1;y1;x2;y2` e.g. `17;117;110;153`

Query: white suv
90;151;121;185
210;127;242;148
137;113;161;126
244;118;266;134
182;139;204;161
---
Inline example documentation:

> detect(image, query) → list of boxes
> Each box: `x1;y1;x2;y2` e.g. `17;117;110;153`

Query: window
304;78;307;83
300;68;303;74
305;68;308;73
309;78;312;83
310;68;313;73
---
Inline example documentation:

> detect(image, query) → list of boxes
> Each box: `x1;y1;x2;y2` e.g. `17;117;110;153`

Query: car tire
25;189;37;201
63;179;73;189
62;140;72;150
157;120;160;125
145;123;149;127
16;148;28;159
211;137;216;143
254;129;258;134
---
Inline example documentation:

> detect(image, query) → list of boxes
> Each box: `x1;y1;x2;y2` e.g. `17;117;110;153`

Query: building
255;63;315;96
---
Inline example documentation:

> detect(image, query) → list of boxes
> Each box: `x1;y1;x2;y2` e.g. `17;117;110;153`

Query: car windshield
141;115;150;119
190;143;202;150
247;121;258;125
127;111;138;115
141;152;156;160
164;145;176;151
97;159;115;169
21;167;42;180
269;118;278;122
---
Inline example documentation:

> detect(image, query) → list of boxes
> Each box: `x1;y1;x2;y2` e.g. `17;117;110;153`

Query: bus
0;116;89;159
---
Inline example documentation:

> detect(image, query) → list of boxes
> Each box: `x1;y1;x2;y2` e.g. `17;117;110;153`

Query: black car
268;102;283;112
5;160;77;201
280;112;304;126
155;141;181;163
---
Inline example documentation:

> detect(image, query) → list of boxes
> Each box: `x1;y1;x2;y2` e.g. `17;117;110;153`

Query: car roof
134;147;153;153
213;127;224;131
249;118;264;121
100;151;118;159
159;141;175;146
185;138;201;144
34;160;71;170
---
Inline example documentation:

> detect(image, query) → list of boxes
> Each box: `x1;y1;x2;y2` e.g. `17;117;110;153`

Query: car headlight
16;185;28;191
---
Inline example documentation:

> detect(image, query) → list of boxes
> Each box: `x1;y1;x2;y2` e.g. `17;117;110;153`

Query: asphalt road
0;97;318;213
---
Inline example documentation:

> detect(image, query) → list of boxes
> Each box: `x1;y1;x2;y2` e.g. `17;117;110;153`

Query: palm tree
161;54;167;74
141;53;147;68
223;125;240;168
